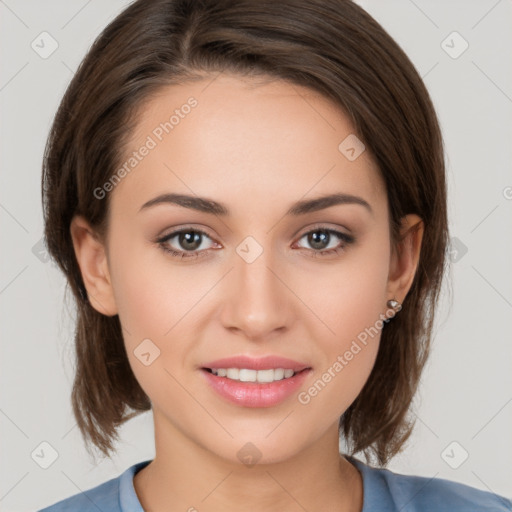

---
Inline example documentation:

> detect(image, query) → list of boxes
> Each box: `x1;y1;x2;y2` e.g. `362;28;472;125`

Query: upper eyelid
295;222;352;238
157;224;213;239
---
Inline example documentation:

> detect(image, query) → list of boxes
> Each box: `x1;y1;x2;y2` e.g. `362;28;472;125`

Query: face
72;72;421;466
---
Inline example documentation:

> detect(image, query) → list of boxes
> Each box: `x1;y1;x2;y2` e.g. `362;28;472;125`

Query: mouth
199;355;312;407
200;360;312;407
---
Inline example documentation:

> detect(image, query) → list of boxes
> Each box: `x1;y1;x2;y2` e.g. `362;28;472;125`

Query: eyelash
156;225;355;260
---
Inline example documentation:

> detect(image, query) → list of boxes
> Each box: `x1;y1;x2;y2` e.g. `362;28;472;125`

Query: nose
220;244;292;341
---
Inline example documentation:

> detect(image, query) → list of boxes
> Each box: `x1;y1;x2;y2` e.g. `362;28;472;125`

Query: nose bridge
221;235;290;338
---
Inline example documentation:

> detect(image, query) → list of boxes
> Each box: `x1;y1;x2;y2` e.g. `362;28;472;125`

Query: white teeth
239;369;256;382
272;368;284;380
226;368;239;380
210;368;297;382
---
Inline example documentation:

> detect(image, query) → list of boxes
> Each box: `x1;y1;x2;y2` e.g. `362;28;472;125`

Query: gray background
1;0;511;510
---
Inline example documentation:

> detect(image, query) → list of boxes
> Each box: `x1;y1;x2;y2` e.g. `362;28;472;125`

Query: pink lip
201;355;310;372
201;367;312;408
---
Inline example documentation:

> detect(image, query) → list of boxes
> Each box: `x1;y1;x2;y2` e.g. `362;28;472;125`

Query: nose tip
220;253;290;340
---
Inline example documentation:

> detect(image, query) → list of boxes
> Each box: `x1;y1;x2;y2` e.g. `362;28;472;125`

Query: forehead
110;73;387;219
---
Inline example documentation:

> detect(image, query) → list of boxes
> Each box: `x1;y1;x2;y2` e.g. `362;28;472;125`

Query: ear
70;215;118;316
386;214;424;304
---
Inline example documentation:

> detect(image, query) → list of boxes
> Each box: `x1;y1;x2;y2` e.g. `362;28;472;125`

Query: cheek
302;233;390;344
110;261;196;403
107;240;212;387
294;236;389;414
108;237;202;339
297;285;384;429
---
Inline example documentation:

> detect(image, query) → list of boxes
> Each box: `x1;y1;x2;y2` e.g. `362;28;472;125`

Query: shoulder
347;456;512;512
37;460;151;512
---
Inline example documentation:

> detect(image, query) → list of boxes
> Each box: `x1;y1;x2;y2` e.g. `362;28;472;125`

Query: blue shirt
38;456;512;511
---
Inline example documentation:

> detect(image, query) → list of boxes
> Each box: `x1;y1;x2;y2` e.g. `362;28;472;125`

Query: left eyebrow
138;192;373;217
286;193;373;216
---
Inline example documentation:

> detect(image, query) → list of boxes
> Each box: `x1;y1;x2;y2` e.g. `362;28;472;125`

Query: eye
294;226;355;258
156;228;218;260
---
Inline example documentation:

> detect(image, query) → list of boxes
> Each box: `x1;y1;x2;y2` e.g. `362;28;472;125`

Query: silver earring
384;299;402;323
387;299;401;310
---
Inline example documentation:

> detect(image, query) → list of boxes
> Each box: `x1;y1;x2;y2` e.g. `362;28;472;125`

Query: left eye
295;228;354;254
156;227;354;259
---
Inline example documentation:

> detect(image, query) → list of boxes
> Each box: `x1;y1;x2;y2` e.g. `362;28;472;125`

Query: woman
39;0;511;510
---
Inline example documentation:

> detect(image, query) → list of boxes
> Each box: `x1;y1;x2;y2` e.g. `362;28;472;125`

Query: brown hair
42;0;449;466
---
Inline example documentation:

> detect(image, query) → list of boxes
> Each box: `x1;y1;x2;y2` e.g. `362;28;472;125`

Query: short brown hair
42;0;449;465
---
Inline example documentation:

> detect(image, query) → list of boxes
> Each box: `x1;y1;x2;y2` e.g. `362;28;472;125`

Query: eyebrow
138;192;373;216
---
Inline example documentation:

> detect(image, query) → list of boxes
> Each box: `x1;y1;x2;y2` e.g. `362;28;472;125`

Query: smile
201;367;311;408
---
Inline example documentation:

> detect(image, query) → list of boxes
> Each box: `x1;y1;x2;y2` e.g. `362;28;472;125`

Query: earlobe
69;215;118;316
386;214;424;304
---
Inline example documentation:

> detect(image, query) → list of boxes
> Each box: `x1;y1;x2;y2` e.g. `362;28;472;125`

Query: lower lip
201;368;311;408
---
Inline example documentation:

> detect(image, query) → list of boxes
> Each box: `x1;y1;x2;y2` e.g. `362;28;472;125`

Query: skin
70;73;424;512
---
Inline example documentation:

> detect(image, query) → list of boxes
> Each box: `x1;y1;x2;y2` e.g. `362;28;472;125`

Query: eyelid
157;224;216;240
294;222;352;239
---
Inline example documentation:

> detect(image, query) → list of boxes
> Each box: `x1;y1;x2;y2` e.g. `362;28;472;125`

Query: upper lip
201;355;311;372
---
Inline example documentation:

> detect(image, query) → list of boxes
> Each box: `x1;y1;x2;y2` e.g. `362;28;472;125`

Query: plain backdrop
1;1;511;510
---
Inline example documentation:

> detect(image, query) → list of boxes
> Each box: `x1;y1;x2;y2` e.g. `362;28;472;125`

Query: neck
133;410;363;512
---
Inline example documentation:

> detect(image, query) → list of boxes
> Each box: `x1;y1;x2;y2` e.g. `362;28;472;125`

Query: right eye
156;228;219;259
